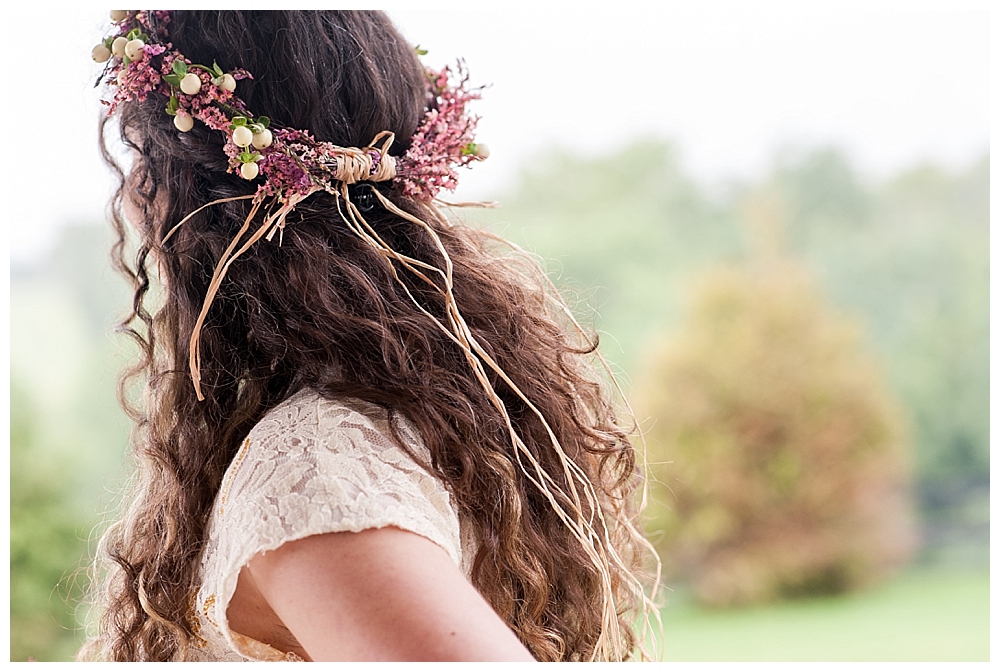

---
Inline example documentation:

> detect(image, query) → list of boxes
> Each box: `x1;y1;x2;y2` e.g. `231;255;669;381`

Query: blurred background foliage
9;143;988;660
637;255;916;608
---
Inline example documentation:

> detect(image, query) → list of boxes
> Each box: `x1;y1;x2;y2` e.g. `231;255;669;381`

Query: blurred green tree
10;381;91;661
770;151;989;547
639;193;916;607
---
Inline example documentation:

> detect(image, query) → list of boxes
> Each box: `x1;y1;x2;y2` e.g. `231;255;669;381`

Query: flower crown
94;10;488;204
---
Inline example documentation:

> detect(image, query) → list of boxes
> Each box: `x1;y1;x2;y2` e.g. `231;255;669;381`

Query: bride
83;9;657;662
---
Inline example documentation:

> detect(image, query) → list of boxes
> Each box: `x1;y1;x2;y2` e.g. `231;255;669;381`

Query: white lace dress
186;389;472;661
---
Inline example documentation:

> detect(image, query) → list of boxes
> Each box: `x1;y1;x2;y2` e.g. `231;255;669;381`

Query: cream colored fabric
186;389;469;661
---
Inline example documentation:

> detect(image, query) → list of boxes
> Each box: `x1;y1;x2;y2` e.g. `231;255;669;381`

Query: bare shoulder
238;526;535;662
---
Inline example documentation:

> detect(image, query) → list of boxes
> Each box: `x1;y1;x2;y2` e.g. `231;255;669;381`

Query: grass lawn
657;566;990;661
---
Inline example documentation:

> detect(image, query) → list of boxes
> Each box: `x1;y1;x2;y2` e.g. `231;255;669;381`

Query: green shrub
640;258;916;607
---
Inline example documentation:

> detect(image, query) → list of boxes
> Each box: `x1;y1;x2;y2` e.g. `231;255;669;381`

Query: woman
84;10;658;662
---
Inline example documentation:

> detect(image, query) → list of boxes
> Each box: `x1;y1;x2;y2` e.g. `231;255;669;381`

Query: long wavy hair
83;10;657;662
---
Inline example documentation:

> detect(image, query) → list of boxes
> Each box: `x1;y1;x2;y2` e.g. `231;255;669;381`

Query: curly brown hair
83;10;658;662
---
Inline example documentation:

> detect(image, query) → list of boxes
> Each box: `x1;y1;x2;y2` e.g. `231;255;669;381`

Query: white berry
92;44;112;63
251;128;273;149
117;68;128;87
232;126;254;148
173;114;194;132
180;72;202;96
111;36;128;58
110;10;128;22
220;73;237;92
124;38;145;61
240;162;260;180
473;143;490;159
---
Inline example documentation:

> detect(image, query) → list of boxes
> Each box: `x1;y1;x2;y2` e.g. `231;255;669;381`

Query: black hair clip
352;183;376;212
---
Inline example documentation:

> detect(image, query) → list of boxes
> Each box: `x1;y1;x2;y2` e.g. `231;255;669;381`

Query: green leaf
166;95;179;115
172;60;188;77
415;45;428;56
211;76;223;87
212;61;224;77
231;117;248;127
163;74;181;87
257;116;270;129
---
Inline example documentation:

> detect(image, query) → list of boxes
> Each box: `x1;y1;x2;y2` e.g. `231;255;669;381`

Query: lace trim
231;631;305;662
217;437;252;516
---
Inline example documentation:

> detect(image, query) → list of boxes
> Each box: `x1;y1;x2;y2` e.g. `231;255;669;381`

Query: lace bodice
187;389;471;661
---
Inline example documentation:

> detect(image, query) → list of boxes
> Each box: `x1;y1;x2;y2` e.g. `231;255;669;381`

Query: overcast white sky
3;3;991;263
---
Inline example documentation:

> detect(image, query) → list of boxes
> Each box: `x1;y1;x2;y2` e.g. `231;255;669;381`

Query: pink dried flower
396;63;484;200
197;106;231;133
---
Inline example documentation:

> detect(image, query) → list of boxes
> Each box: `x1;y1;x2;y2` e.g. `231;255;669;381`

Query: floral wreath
95;11;488;204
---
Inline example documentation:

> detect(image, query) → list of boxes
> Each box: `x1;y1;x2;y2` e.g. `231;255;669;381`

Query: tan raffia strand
478;231;665;661
168;134;658;660
181;133;398;401
187;191;318;400
343;189;651;661
160;195;257;245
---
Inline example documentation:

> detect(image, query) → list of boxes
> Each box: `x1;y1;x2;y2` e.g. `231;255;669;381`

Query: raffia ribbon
331;130;397;184
165;133;398;401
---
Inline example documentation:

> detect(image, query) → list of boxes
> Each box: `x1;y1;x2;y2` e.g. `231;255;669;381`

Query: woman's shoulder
193;388;465;660
207;387;463;569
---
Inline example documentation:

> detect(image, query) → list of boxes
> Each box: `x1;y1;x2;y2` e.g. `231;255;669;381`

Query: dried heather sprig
396;63;488;201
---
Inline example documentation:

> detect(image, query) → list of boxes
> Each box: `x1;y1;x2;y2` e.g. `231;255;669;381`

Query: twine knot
333;131;397;184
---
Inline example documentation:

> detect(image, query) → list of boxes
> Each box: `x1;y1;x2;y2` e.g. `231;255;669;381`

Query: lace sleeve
194;390;462;660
